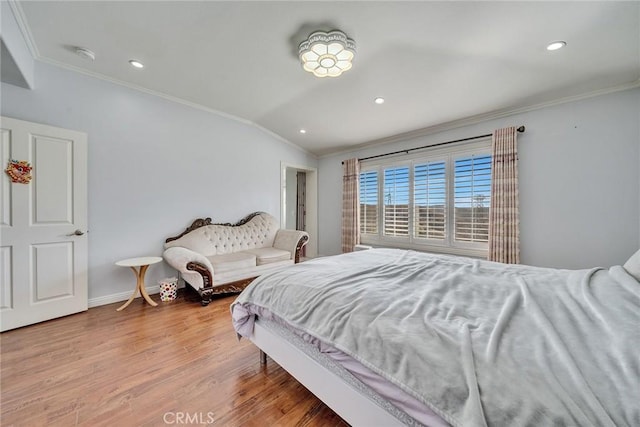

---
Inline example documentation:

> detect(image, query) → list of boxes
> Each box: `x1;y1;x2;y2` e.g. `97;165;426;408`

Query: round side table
115;256;163;311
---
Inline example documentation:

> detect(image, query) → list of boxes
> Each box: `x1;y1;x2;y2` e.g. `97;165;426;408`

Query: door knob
67;229;85;236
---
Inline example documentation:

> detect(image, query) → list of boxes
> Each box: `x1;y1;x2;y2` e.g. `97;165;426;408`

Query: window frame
359;170;379;235
359;139;492;258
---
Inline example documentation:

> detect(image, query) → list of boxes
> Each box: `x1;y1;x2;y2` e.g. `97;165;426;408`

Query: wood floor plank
0;292;349;427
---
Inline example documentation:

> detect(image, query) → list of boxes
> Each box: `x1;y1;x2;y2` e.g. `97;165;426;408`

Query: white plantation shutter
359;170;378;234
383;166;410;236
358;140;492;257
454;154;492;243
414;161;446;240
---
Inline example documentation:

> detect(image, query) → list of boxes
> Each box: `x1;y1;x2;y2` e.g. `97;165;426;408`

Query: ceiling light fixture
298;30;356;78
546;41;566;51
374;97;385;104
299;129;307;134
75;47;95;61
129;59;144;69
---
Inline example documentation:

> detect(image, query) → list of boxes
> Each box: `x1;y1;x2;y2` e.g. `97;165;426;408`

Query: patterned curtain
341;158;360;253
488;127;520;264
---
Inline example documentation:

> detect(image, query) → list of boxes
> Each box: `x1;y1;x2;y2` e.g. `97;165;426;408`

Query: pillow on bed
623;249;640;281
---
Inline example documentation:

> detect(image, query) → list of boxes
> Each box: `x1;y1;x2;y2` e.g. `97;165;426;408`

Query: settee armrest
273;229;309;263
163;246;214;290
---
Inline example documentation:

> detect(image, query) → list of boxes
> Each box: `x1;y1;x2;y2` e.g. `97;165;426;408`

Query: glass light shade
299;30;356;78
302;51;319;62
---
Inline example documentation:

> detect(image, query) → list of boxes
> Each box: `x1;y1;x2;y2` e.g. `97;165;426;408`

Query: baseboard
88;284;185;308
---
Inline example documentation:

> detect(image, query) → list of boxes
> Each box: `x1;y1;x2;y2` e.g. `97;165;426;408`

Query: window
359;170;378;234
414;161;446;240
454;155;491;244
383;166;409;236
359;141;492;257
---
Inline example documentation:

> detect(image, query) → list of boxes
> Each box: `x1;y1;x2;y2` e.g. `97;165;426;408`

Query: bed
231;248;640;426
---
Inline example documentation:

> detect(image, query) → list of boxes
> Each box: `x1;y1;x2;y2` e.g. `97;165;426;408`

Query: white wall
1;61;317;302
318;88;640;269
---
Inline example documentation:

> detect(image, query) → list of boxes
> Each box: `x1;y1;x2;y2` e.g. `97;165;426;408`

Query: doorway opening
281;163;317;258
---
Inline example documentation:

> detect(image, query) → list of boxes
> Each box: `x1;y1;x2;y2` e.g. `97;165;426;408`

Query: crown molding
37;57;314;157
6;0;40;58
6;0;313;158
319;79;640;159
7;0;636;162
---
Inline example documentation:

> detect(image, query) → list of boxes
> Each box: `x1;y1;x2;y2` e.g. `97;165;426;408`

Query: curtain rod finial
517;126;525;133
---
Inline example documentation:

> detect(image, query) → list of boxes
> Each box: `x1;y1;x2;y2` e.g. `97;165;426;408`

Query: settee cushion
208;252;256;274
164;213;280;256
245;247;291;265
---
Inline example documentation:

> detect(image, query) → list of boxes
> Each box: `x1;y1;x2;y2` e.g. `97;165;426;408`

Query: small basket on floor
159;277;178;302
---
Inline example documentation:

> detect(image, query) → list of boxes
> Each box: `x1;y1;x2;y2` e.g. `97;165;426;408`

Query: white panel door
0;116;88;331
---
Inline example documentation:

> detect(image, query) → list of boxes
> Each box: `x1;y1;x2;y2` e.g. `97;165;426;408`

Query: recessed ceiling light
129;59;144;69
374;97;385;104
546;41;566;51
75;47;95;61
299;129;307;134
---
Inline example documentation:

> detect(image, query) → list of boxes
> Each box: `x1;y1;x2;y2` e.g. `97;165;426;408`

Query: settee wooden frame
165;212;309;306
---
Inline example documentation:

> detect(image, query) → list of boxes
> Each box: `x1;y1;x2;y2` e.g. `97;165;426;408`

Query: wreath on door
5;159;32;184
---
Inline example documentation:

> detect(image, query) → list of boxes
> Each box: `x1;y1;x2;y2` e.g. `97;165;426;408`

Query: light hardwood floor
0;290;348;427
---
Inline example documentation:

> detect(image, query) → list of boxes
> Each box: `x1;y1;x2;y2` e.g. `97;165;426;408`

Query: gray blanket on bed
231;249;640;427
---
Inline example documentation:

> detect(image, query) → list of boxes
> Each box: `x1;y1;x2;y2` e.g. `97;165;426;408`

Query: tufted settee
163;212;308;305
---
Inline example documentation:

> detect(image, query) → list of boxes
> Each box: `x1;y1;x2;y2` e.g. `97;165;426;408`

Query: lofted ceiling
7;1;640;156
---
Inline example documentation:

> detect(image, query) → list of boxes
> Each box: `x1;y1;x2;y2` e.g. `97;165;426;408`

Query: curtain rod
343;125;525;164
